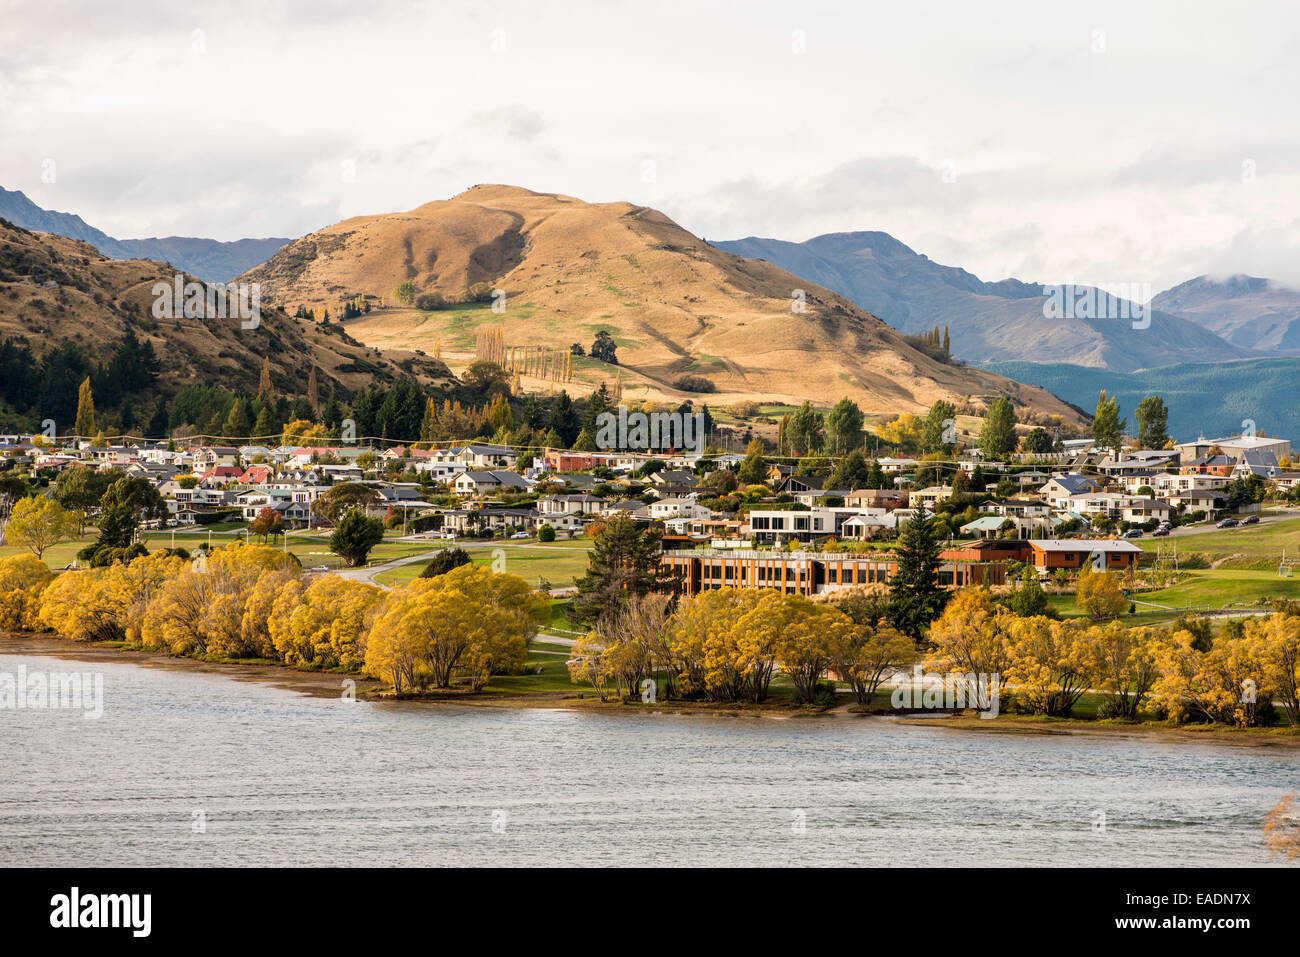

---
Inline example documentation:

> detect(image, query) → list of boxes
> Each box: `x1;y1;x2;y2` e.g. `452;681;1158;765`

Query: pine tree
888;509;949;640
864;459;888;490
253;405;275;438
572;515;666;624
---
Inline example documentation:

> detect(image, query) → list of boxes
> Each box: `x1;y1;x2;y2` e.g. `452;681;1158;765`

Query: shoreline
5;632;1300;746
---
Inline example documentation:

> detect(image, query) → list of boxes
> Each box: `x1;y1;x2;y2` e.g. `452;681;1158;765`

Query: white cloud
0;0;1297;289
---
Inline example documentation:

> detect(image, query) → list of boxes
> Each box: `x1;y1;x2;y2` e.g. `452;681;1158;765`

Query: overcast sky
2;0;1298;293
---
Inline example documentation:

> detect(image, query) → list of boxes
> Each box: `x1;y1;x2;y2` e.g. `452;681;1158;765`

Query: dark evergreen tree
572;515;666;624
887;508;949;641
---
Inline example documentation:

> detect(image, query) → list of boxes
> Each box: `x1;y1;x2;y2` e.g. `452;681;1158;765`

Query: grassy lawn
2;525;454;572
1140;514;1300;569
1132;569;1294;612
1048;566;1292;623
483;639;579;694
546;597;583;634
374;538;593;587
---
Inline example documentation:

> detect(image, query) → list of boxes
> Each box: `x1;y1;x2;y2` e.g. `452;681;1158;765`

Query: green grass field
1;527;503;572
1048;566;1294;623
1140;513;1300;570
374;538;593;587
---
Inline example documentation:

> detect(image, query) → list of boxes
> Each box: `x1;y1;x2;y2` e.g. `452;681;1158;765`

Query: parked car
510;531;530;539
1152;527;1171;537
1241;515;1260;525
1216;517;1239;528
1123;528;1144;539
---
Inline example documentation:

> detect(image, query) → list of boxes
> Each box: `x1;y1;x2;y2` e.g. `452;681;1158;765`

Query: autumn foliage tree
4;497;81;558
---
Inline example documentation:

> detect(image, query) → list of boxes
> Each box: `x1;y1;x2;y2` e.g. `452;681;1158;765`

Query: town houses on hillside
5;426;1292;596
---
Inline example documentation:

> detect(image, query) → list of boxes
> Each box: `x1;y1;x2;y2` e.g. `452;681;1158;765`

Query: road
330;549;445;587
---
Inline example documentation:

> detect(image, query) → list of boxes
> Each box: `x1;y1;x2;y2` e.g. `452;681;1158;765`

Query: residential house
455;444;519;469
908;485;953;510
1039;474;1103;509
453;469;531;497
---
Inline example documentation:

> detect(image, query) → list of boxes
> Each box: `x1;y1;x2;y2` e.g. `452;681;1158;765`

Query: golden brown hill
241;185;1084;422
0;218;454;403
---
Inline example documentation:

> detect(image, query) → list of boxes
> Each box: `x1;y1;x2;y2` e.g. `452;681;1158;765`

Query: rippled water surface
2;651;1297;866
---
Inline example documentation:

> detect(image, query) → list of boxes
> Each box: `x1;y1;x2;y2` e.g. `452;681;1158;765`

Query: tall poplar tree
73;376;95;437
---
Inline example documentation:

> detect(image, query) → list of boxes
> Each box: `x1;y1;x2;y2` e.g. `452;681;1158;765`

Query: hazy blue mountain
1154;274;1300;353
713;231;1252;373
983;358;1300;441
0;187;289;282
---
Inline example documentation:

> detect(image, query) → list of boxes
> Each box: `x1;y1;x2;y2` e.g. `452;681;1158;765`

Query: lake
1;650;1296;867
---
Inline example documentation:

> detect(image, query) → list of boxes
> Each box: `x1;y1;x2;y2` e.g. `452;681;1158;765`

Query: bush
464;282;494;303
419;547;472;579
415;292;446;310
1254;699;1279;727
329;509;385;567
813;681;839;708
1096;696;1124;720
672;375;716;393
537;524;556;543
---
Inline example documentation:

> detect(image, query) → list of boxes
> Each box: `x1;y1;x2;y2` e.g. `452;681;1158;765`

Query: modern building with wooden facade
1027;539;1142;571
658;548;1005;597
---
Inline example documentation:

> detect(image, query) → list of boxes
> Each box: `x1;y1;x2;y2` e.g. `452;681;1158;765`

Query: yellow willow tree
1003;616;1093;716
39;567;126;642
1153;629;1265;726
1247;611;1300;726
267;575;385;669
830;617;916;707
141;543;298;656
762;595;854;704
1085;621;1161;719
365;565;543;692
665;587;766;702
102;552;186;644
0;554;54;631
570;591;673;701
4;497;81;559
924;587;1015;681
1076;564;1128;619
236;567;299;659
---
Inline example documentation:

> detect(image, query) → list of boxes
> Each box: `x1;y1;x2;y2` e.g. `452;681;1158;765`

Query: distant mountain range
1153;274;1300;353
983;357;1300;441
0;187;289;283
711;232;1296;372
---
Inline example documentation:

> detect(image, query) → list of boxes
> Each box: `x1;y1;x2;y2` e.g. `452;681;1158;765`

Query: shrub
419;547;472;579
672;375;716;393
537;524;556;543
1096;696;1125;720
1254;698;1279;727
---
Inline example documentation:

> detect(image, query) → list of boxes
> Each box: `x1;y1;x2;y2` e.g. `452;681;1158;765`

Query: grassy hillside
0;218;455;431
241;185;1087;423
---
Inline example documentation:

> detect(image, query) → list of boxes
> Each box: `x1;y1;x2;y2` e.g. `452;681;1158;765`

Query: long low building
659;548;1005;597
1028;539;1142;571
